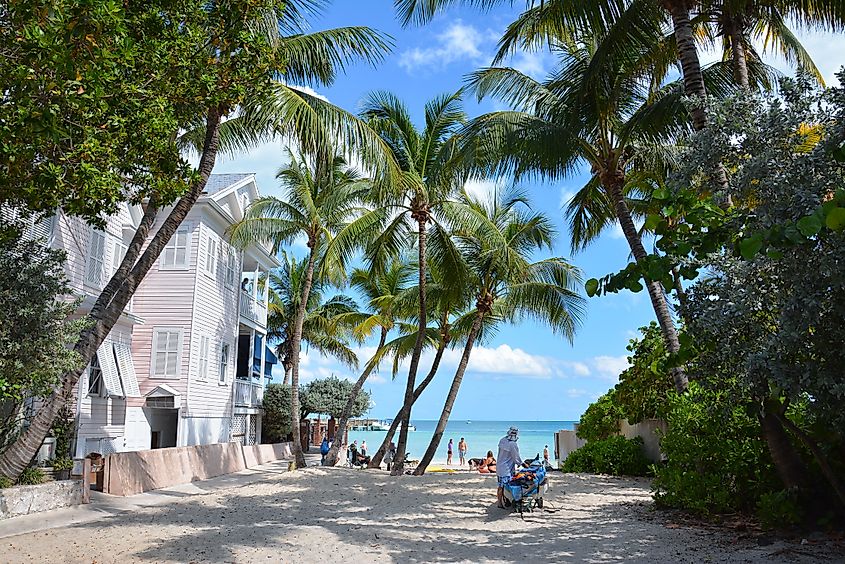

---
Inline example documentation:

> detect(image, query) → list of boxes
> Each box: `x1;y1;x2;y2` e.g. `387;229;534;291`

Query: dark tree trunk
392;217;428;476
665;1;707;130
413;313;483;475
324;328;387;466
726;17;750;88
289;243;317;469
369;337;447;469
0;108;223;480
606;175;688;393
759;408;809;494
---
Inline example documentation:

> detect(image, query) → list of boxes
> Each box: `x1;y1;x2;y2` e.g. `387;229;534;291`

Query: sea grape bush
562;436;650;476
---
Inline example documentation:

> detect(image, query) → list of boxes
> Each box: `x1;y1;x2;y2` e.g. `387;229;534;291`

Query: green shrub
576;391;624;442
51;457;74;471
757;490;802;530
17;466;45;486
0;476;12;489
652;384;779;515
562;436;650;476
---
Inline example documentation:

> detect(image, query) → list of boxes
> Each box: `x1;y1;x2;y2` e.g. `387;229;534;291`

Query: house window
198;335;210;381
111;240;128;278
86;229;106;287
88;356;103;396
161;229;189;269
219;343;230;384
204;235;217;276
223;247;237;289
152;328;182;378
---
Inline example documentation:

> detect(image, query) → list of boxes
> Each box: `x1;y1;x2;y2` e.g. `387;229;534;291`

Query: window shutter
87;230;106;286
113;342;140;397
96;340;123;397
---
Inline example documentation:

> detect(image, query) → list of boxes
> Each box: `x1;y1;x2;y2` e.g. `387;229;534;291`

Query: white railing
234;379;264;408
239;290;267;327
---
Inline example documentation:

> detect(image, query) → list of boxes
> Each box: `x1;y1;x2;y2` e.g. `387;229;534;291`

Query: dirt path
0;468;835;563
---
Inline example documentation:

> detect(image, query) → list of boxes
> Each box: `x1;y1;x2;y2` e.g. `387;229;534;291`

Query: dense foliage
575;392;623;442
302;376;371;420
561;436;650;476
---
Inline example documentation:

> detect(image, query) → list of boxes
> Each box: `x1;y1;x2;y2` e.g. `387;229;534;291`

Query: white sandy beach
0;465;836;563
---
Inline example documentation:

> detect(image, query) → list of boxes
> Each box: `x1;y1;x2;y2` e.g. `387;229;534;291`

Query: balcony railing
239;290;267;328
234;379;264;408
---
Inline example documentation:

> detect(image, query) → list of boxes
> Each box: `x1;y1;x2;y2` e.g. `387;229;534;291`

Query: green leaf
796;215;822;237
766;249;783;260
824;207;845;232
585;278;599;297
739;234;763;260
643;214;662;232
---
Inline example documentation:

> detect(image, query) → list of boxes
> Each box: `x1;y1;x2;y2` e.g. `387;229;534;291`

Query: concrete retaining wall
0;480;83;520
103;441;293;496
555;419;668;465
554;430;587;465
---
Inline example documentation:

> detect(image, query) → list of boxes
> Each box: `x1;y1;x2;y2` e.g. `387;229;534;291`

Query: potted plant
52;457;73;480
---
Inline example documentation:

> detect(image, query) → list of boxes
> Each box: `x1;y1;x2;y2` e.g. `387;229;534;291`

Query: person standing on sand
447;439;454;465
543;445;550;465
320;435;330;466
496;427;521;509
458;438;467;466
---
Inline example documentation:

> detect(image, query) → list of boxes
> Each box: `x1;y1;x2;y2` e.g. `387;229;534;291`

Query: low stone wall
0;480;83;520
104;441;293;496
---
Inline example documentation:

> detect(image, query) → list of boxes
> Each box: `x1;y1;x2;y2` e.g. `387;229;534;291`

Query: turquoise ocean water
347;420;576;465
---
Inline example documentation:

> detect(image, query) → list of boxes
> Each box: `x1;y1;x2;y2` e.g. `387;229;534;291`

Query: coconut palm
330;90;471;475
323;260;416;466
266;253;360;385
464;35;700;392
230;151;371;468
413;187;585;475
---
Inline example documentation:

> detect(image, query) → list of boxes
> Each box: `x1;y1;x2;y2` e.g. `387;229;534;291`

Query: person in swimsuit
447;438;454;465
478;451;496;474
458;438;467;466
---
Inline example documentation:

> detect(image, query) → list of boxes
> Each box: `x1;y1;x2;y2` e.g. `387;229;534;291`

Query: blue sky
215;1;845;420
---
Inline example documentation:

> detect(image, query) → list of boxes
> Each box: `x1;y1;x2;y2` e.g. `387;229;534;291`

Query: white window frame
86;228;106;287
160;229;190;270
151;327;183;379
219;342;230;385
198;335;210;381
223;245;237;290
204;233;217;277
87;356;104;397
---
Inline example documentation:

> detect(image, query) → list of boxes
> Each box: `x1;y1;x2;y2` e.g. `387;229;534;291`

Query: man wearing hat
496;426;522;508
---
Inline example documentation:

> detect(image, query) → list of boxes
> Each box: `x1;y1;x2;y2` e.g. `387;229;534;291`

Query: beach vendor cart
502;456;549;516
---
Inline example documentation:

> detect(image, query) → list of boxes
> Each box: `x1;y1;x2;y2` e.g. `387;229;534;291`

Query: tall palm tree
333;91;471;475
464;37;696;393
230;151;371;468
323;260;415;466
414;187;585;475
0;2;395;480
266;253;359;385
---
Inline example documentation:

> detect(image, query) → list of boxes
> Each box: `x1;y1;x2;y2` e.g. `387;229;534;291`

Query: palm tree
230;151;371;468
414;187;585;475
323;260;415;466
464;37;697;393
333;91;471;475
0;3;394;480
266;253;360;385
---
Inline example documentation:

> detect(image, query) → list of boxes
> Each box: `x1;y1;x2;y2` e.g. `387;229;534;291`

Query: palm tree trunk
726;17;750;88
665;1;707;131
607;176;688;393
369;337;447;468
282;356;292;386
413;313;483;476
289;244;317;469
391;217;428;476
759;407;808;494
0;107;223;480
324;328;388;466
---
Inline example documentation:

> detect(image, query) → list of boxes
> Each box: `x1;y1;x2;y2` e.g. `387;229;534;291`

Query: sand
0;466;835;563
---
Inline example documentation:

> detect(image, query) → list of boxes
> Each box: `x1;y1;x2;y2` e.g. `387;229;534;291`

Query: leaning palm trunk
666;1;708;130
0;108;223;480
369;338;447;468
324;329;388;466
727;17;750;88
392;217;428;476
289;246;317;469
607;176;688;394
413;313;483;475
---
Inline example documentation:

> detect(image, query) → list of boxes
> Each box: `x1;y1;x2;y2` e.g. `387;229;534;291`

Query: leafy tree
302;376;371;420
230;151;372;468
262;383;308;443
576;391;624;442
0;0;394;480
414;187;585;474
615;323;674;423
0;230;84;452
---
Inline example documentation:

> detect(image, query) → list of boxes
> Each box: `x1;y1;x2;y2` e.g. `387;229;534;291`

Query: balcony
234;379;264;408
239;290;268;329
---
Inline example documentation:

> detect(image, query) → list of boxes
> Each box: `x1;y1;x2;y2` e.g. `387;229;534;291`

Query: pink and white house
44;173;279;458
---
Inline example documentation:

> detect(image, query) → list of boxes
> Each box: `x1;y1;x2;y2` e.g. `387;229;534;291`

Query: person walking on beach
447;439;454;465
496;427;522;509
458;438;467;466
543;445;550;465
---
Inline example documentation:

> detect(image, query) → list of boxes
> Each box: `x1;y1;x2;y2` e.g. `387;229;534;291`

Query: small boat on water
349;419;391;431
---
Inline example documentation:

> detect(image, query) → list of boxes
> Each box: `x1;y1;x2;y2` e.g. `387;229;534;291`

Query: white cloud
398;20;495;72
592;355;630;380
463;177;506;201
509;50;550;79
566;388;590;398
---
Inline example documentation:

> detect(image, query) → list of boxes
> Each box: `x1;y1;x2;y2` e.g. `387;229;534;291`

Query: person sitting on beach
478;451;496;474
348;441;370;466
